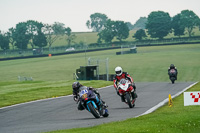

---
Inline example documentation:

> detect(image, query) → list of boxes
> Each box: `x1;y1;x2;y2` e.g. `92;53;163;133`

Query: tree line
0;9;199;51
0;21;75;51
87;10;200;41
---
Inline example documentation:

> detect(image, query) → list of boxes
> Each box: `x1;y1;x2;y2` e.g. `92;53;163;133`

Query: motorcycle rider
72;81;107;110
168;64;178;80
113;66;137;102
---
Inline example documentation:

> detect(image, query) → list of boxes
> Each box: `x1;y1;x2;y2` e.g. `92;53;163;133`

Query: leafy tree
33;31;47;48
171;14;185;37
133;29;147;41
0;31;9;50
7;28;16;50
11;20;47;51
98;20;129;43
199;24;200;31
42;24;53;49
75;41;84;49
146;11;171;39
86;20;90;30
133;17;147;30
180;10;200;37
52;22;65;35
114;21;129;42
86;13;108;32
65;27;76;47
98;19;115;43
12;22;30;50
43;22;65;50
98;29;113;43
26;20;44;49
199;19;200;31
126;22;134;30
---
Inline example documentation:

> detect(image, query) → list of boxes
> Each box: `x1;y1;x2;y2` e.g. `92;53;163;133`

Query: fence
1;36;200;58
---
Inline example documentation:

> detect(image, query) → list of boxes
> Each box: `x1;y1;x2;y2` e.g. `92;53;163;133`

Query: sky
0;0;200;32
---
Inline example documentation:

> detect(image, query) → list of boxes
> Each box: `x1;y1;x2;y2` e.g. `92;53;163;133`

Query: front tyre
87;102;100;118
170;77;175;84
125;93;133;108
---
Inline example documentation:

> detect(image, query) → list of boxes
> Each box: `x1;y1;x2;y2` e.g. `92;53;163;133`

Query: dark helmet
72;81;81;90
170;64;175;69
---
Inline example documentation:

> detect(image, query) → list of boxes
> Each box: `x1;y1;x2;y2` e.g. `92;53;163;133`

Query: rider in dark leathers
72;81;107;110
168;64;178;80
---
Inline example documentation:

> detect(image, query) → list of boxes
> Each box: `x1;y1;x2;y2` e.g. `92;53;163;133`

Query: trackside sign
184;92;200;106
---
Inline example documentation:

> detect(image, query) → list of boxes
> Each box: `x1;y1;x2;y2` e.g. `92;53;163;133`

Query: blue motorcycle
78;86;109;118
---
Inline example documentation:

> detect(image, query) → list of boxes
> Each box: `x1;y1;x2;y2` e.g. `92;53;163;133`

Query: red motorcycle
117;78;136;108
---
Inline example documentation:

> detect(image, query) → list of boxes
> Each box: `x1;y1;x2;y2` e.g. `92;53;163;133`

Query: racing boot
101;100;108;108
132;84;138;98
131;92;138;99
134;92;138;98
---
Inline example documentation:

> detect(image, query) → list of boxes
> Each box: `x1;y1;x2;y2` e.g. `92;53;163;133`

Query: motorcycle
169;69;177;84
78;86;109;118
117;78;136;108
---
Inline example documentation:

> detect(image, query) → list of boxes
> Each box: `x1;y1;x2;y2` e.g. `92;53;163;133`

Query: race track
0;82;196;133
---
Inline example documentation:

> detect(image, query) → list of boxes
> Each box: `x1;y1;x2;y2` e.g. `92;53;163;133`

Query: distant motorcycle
78;86;109;118
169;69;177;84
118;78;136;108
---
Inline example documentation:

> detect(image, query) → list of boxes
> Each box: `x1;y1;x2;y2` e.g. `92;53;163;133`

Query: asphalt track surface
0;82;196;133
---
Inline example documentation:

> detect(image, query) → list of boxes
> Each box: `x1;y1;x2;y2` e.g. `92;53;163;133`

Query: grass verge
0;80;112;108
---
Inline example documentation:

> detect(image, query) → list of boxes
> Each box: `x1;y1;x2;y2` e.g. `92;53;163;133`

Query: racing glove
73;95;78;102
132;82;136;90
115;87;120;95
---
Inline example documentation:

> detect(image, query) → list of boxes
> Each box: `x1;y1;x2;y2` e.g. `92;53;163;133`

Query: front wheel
87;102;100;118
125;93;134;108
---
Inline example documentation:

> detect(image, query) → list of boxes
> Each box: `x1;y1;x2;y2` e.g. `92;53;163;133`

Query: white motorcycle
117;78;136;108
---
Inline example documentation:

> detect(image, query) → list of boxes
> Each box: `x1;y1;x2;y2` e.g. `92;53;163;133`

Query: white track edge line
135;81;199;118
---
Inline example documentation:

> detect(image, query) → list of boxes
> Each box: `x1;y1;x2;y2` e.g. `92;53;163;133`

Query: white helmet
115;66;123;76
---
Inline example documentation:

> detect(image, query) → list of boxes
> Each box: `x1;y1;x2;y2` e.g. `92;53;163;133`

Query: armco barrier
1;42;199;61
0;47;120;61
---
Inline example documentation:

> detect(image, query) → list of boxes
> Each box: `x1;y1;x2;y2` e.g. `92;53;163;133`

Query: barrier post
168;94;173;107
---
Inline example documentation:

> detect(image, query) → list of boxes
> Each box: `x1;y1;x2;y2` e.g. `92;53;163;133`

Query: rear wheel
171;77;175;84
87;102;100;118
125;93;133;108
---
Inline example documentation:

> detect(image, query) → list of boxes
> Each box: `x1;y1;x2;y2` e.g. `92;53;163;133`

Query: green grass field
1;44;200;82
0;44;200;132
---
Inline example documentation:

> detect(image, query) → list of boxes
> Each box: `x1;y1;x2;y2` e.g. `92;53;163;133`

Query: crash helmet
72;81;81;91
115;66;123;76
170;64;175;69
